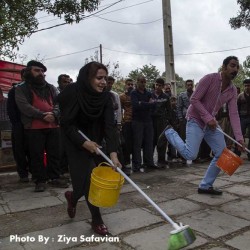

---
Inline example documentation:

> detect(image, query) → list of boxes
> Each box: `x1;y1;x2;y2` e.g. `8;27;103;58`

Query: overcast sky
15;0;250;86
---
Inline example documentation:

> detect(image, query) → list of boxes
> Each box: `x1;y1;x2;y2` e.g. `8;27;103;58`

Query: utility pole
100;44;103;63
162;0;176;95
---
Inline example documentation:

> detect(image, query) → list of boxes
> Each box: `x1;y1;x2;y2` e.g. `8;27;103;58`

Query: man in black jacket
7;69;30;182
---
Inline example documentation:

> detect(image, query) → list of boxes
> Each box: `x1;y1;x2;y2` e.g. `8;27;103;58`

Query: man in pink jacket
158;56;245;195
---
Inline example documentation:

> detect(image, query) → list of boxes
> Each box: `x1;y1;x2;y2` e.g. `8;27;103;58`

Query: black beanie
27;60;47;72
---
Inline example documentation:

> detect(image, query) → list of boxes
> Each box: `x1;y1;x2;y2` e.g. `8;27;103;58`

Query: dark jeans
121;122;133;165
59;128;69;174
152;116;168;162
11;122;30;178
26;128;61;183
132;120;154;169
235;116;250;158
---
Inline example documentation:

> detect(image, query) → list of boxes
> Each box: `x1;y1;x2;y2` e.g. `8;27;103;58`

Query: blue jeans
165;119;226;189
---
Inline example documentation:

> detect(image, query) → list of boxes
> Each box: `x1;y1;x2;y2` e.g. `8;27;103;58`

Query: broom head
168;225;196;250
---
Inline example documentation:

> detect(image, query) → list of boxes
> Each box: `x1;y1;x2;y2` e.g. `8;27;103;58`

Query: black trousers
11;122;30;178
132;120;154;168
152;116;168;162
121;122;133;165
26;128;61;183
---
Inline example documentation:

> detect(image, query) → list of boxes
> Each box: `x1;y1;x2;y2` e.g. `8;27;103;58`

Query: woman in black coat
58;62;121;235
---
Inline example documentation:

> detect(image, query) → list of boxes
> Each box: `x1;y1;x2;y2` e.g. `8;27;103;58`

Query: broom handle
78;130;180;230
216;128;250;154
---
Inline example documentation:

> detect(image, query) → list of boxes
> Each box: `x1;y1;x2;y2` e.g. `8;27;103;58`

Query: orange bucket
217;148;243;176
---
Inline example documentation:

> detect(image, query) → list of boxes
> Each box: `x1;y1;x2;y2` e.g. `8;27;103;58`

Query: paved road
0;157;250;250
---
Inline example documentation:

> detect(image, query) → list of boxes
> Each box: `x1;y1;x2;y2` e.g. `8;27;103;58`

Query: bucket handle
96;162;123;184
97;162;112;168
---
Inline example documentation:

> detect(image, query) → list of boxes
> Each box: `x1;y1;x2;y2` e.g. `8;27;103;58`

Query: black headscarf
76;62;110;119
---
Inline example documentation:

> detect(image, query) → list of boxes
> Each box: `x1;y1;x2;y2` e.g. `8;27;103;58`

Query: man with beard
158;56;245;195
120;78;134;174
151;78;172;168
15;60;69;192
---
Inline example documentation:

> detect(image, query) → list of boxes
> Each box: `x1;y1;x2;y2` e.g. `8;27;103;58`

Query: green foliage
84;51;122;80
229;0;250;30
128;64;160;88
0;0;100;60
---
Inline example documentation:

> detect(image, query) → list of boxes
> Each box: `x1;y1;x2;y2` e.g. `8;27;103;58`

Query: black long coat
58;83;118;201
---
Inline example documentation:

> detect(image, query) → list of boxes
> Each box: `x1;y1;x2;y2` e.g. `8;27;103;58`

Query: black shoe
19;177;29;183
157;125;172;148
49;178;69;188
148;164;163;170
198;187;223;195
35;182;46;192
157;161;168;169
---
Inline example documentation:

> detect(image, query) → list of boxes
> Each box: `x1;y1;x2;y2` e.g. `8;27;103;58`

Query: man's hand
237;140;246;152
43;113;55;123
207;119;217;130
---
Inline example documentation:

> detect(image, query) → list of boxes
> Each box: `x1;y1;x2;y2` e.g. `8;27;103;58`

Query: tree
128;64;160;88
0;0;100;59
161;71;185;95
84;51;122;80
229;0;250;30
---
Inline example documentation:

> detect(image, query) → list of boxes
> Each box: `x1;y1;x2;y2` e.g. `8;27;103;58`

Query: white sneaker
139;167;145;173
186;160;192;166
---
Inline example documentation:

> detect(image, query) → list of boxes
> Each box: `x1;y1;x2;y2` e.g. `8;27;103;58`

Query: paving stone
208;248;230;250
224;184;250;196
2;204;10;213
0;205;5;215
74;243;121;250
120;183;147;194
2;188;51;202
187;192;238;206
219;175;250;183
177;209;250;238
0;237;23;250
123;224;207;250
158;198;201;216
100;208;162;235
220;200;250;220
8;196;63;213
173;174;202;182
189;178;232;188
2;220;92;250
225;230;250;250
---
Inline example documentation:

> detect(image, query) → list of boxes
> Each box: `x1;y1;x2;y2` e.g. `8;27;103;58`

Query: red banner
0;60;25;93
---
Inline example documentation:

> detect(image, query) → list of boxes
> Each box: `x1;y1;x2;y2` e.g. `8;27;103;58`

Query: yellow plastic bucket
217;148;243;176
88;164;124;207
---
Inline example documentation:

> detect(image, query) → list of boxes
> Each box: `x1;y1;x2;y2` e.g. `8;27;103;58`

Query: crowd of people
0;56;249;235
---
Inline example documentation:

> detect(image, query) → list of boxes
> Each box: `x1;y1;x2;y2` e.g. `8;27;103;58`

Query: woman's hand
110;152;122;170
82;141;101;154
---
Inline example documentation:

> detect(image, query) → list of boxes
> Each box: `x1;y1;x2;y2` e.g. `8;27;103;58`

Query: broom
78;130;196;250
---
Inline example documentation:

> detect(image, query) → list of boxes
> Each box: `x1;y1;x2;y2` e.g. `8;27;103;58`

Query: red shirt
31;91;58;129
